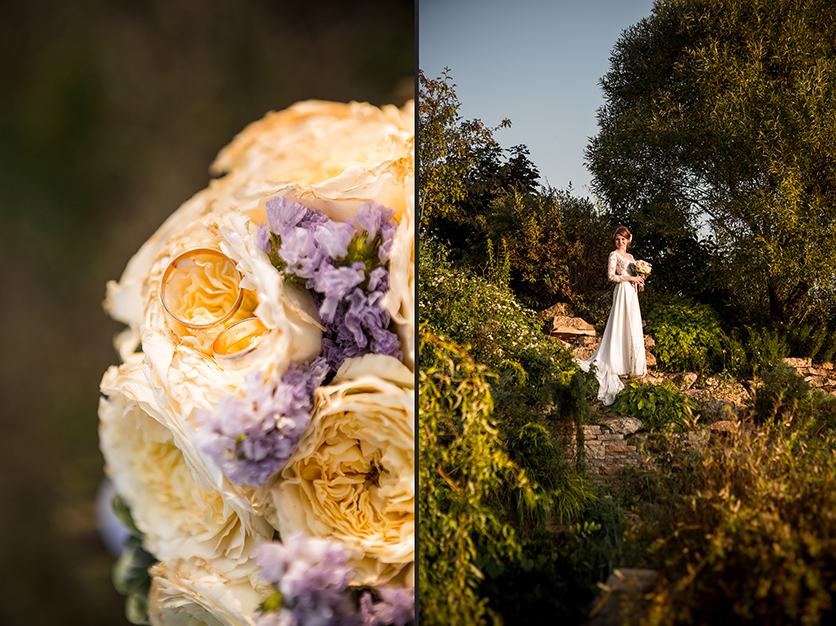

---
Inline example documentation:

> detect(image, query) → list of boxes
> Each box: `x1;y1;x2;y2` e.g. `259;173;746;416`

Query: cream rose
99;355;275;580
105;100;413;362
148;560;264;626
210;100;414;188
266;354;414;586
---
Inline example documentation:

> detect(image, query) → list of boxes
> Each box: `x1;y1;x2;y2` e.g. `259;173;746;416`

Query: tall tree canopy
418;68;510;232
586;0;836;323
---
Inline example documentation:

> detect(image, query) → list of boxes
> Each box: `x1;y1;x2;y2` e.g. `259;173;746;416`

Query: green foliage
587;0;836;324
507;421;596;526
418;68;510;232
485;237;511;288
475;497;625;624
786;319;836;365
419;238;578;389
110;496;156;625
610;380;695;432
720;325;791;377
475;527;597;624
751;363;836;432
418;329;545;625
644;295;724;373
631;419;836;625
480;187;612;312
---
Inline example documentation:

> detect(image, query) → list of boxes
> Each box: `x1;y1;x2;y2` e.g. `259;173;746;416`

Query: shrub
507;421;596;526
631;420;836;625
751;363;836;433
481;187;612;312
610;380;695;432
418;330;542;625
475;497;625;625
419;237;578;390
786;319;836;365
644;295;725;373
721;325;790;378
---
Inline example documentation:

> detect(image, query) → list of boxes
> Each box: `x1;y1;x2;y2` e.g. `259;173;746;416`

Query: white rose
148;560;264;626
266;354;414;586
99;355;275;579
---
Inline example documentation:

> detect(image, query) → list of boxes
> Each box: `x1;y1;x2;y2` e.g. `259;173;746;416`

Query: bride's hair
613;225;632;247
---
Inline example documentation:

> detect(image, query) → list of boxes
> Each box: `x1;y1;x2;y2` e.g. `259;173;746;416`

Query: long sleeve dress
576;250;647;406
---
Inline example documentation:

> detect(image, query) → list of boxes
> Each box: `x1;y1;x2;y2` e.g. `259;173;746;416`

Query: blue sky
419;0;656;198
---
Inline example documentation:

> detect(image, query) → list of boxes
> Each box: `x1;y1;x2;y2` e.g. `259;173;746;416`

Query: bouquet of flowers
98;100;415;626
632;259;652;291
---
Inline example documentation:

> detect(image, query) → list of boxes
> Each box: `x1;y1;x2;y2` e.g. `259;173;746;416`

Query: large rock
547;315;597;339
673;372;698;390
600;416;643;436
784;357;812;369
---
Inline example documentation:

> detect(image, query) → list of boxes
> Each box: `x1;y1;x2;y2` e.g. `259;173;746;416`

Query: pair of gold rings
159;248;268;364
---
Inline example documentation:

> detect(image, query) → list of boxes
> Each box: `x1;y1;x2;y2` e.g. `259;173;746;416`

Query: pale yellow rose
148;560;263;626
381;186;415;370
266;354;414;586
99;356;275;580
210;100;414;188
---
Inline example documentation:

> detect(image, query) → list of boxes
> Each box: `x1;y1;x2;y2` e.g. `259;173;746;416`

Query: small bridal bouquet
633;259;652;291
98;100;415;626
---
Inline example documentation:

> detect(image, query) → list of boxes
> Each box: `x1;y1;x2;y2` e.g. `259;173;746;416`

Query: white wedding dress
577;251;647;405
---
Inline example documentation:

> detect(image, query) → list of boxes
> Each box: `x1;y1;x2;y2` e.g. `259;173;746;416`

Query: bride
577;226;646;405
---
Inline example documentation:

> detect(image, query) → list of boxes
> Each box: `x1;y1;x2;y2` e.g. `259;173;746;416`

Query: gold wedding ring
159;248;244;346
212;317;269;366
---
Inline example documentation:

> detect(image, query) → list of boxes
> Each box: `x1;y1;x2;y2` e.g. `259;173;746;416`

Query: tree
586;0;836;323
418;68;510;232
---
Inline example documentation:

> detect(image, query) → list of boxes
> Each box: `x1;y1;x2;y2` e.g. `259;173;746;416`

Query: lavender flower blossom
255;535;359;626
352;202;397;263
257;222;272;253
259;195;402;374
194;357;328;487
266;196;308;232
358;586;415;626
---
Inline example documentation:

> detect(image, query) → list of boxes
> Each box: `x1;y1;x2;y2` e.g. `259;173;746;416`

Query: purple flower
279;228;325;279
259;195;403;375
267;197;309;233
194;358;328;487
353;202;397;263
367;267;389;294
257;222;272;254
314;219;356;260
359;586;414;626
369;326;402;360
255;535;359;626
309;264;366;322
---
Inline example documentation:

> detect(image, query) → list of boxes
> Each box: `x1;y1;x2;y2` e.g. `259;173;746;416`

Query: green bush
644;295;725;373
507;421;596;526
475;497;625;625
418;330;541;625
721;321;836;378
419;238;578;389
752;363;836;433
481;187;612;312
610;380;695;432
631;420;836;625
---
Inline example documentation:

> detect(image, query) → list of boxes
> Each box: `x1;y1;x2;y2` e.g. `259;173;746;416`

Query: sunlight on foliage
418;329;546;625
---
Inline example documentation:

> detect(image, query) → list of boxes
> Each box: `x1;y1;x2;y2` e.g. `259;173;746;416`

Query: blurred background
0;1;413;624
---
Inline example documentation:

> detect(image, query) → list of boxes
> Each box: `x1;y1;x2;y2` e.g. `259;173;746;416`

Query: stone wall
567;423;650;481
